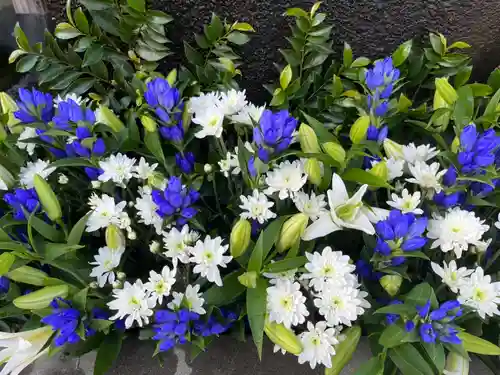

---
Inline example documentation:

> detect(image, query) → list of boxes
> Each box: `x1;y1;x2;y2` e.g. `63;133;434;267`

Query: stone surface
43;0;500;101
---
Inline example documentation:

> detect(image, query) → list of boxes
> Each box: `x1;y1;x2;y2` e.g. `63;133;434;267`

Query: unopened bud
230;219;251;258
380;275;402;297
105;225;125;250
97;106;124;132
141;115;157;132
443;352;469;375
383;138;403;160
166;69;177;86
435;77;458;105
112;280;123;289
33;174;62;221
277;213;308;252
322;142;346;165
117;272;126;281
304;158;322;186
204;164;213;173
298;123;320;153
349;115;370;144
451;136;460;154
238;271;258;288
89;281;99;289
58;173;68;185
0;125;6;142
369;161;388;181
264;319;303;355
127;230;137;240
148;172;166;189
91;180;102;189
150;240;160;254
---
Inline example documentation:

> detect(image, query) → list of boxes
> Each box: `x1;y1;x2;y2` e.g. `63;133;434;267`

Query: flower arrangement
0;1;499;374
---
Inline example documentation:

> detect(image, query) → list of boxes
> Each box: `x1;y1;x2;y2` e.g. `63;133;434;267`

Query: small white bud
91;180;102;189
149;240;160;254
117;272;126;280
204;164;213;173
112;280;123;289
58;173;69;185
128;201;134;207
127;230;136;240
89;281;99;289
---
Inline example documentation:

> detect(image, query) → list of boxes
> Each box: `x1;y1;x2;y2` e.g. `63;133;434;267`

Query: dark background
7;0;500;98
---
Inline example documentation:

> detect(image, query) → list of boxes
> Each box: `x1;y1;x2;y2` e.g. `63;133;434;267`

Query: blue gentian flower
84;167;103;181
0;276;10;293
385;300;403;325
252;109;298;162
152;176;200;226
193;310;237;337
405;321;415;332
41;298;81;346
248;156;257;178
144;78;184;142
374;210;428;256
53;99;95;130
433;191;466;208
417;300;431;318
374;101;389;117
366;124;388;144
420;323;437;343
443;166;457;187
458;124;500;174
355;260;382;281
175;152;195;174
14;88;54;123
153;309;199;352
365;57;400;93
439;327;461;344
3;188;40;220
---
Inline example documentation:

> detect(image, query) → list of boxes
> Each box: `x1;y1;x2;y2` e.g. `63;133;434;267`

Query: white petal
346;184;368;206
328;174;348;207
302;214;340;240
343;213;375;235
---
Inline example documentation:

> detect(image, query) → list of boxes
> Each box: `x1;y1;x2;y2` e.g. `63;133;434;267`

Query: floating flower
16;127;37;155
135;186;164;234
3;188;40;220
86;193;129;232
230;103;265;125
458;124;500;174
133;157;158;180
41;298;81;346
53;98;95;130
458;267;500;319
402;143;439;165
218;89;247;115
406;161;446;194
193;107;225;139
293;191;327;221
431;260;473;293
163;225;199;265
145;265;177;306
175;152;195;174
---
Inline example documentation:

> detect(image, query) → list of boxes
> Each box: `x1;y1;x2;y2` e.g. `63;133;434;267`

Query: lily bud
264;319;303;355
0;125;6;142
322;142;346;165
33;174;62;222
369;161;388;181
443;352;469;375
141;115;157;132
238;271;257;288
7;266;48;286
451;136;460;154
383;138;404;160
97;106;125;132
298;123;320;153
0;92;20;131
327;326;361;375
14;285;69;310
349;115;370;144
435;77;458;105
277;213;308;252
148;172;166;189
304;158;322;186
166;69;177;86
380;275;402;297
230;219;251;258
0;164;15;191
105;224;126;250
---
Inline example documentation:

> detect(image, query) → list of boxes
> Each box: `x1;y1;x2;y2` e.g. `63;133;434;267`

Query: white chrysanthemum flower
218;150;240;177
314;283;370;327
230;103;265;125
372;157;404;181
431;260;473;294
163;225;199;265
16;127;37;155
108;280;155;328
302;174;375;240
98;153;137;187
239;189;276;224
301;247;356;292
427;207;489;258
219;89;247;115
263;265;297;285
57;173;69;185
54;93;87;106
298;322;339;369
133;157;158;180
264;160;307;200
386;189;423;214
19;160;55;188
193;108;225;139
458;267;500;319
293;191;327;221
149;240;161;253
267;279;309;328
189;235;232;286
167;284;206;315
406;161;446;194
188;92;222;115
135;187;163;234
89;246;124;288
402;143;439;165
86;193;128;232
144;265;177;306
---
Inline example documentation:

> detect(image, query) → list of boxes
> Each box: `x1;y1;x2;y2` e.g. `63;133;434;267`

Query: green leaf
404;283;438;308
487;69;500;92
379;324;411;348
248;232;265;273
467;83;492;97
397;251;429;260
0;242;30;253
351;57;371;68
429;33;444;55
203;271;246;306
389;344;434;375
127;0;145;12
184;42;204;66
55;22;82;39
454;66;472;87
68;213;90;246
393;40;413;67
341;168;390;188
49;158;95;169
74;8;90;33
8;49;27;64
262;257;306;273
0;252;16;276
66;78;96;96
285;8;309;18
421;343;445;374
301;112;336;142
82;44;104;67
28;215;64;243
232;22;255;32
144;130;166;166
206;14;224;42
483;87;500;118
449;41;471;49
374;303;416;316
227;32;250;45
326;326;361;375
248;217;287;273
94;331;123;375
72;287;88;311
398;93;413;112
304;52;328;69
51;72;84;90
14;22;30;51
43;243;83;261
280;65;292;89
16;55;38;73
452;85;474;129
246;278;267;359
135;46;168;62
458;331;500;355
343;42;353;67
353;356;384;375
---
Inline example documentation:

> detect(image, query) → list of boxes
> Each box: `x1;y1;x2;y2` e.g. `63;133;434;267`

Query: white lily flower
302;174;375;240
0;326;52;375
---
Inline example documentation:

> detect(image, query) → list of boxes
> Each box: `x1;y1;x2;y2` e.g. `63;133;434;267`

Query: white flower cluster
264;246;369;369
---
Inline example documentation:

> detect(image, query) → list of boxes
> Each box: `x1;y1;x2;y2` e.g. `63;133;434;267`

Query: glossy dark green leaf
90;61;108;80
74;7;90;33
184;42;204;66
246;278;267;359
429;33;444;55
28;215;64;243
14;22;30;51
127;0;145;12
454;65;472;88
66;78;96;96
389;344;434;375
375;303;416;316
379;323;410;348
341;168;390;188
285;8;309;18
82;44;104;67
487;69;500;92
203;271;246;306
304;52;328;69
393;40;413;67
343;42;353;67
351;57;370;68
94;331;123;375
43;243;84;261
421;342;445;374
68;213;90;246
16;54;38;73
72;287;88;311
55;22;82;39
262;256;306;273
226;32;250;45
144;130;166;166
484;87;500;118
404;283;438;308
466;83;493;97
453;85;474;129
49;158;95;169
353;356;384;375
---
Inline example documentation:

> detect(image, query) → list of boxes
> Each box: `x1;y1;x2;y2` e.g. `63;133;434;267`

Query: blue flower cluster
175;152;195;174
365;57;400;118
0;276;10;294
253;109;298;163
152;176;200;226
14;88;54;123
53;99;95;130
4;188;40;220
144;78;184;142
458;124;500;174
366;124;388;144
41;298;81;347
84;167;104;181
356;259;382;281
434;166;466;208
374;210;428;266
153;309;236;352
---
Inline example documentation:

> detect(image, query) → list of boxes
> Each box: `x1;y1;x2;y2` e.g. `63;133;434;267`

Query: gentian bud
298;123;320;153
435;77;458;105
264;319;303;355
304;158;322;186
380;275;402;297
105;224;126;250
230;219;251;258
277;213;308;252
112;280;123;289
149;240;160;254
451;136;460;154
7;266;48;286
322;142;346;165
33;174;62;222
349;115;370;144
89;281;99;289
